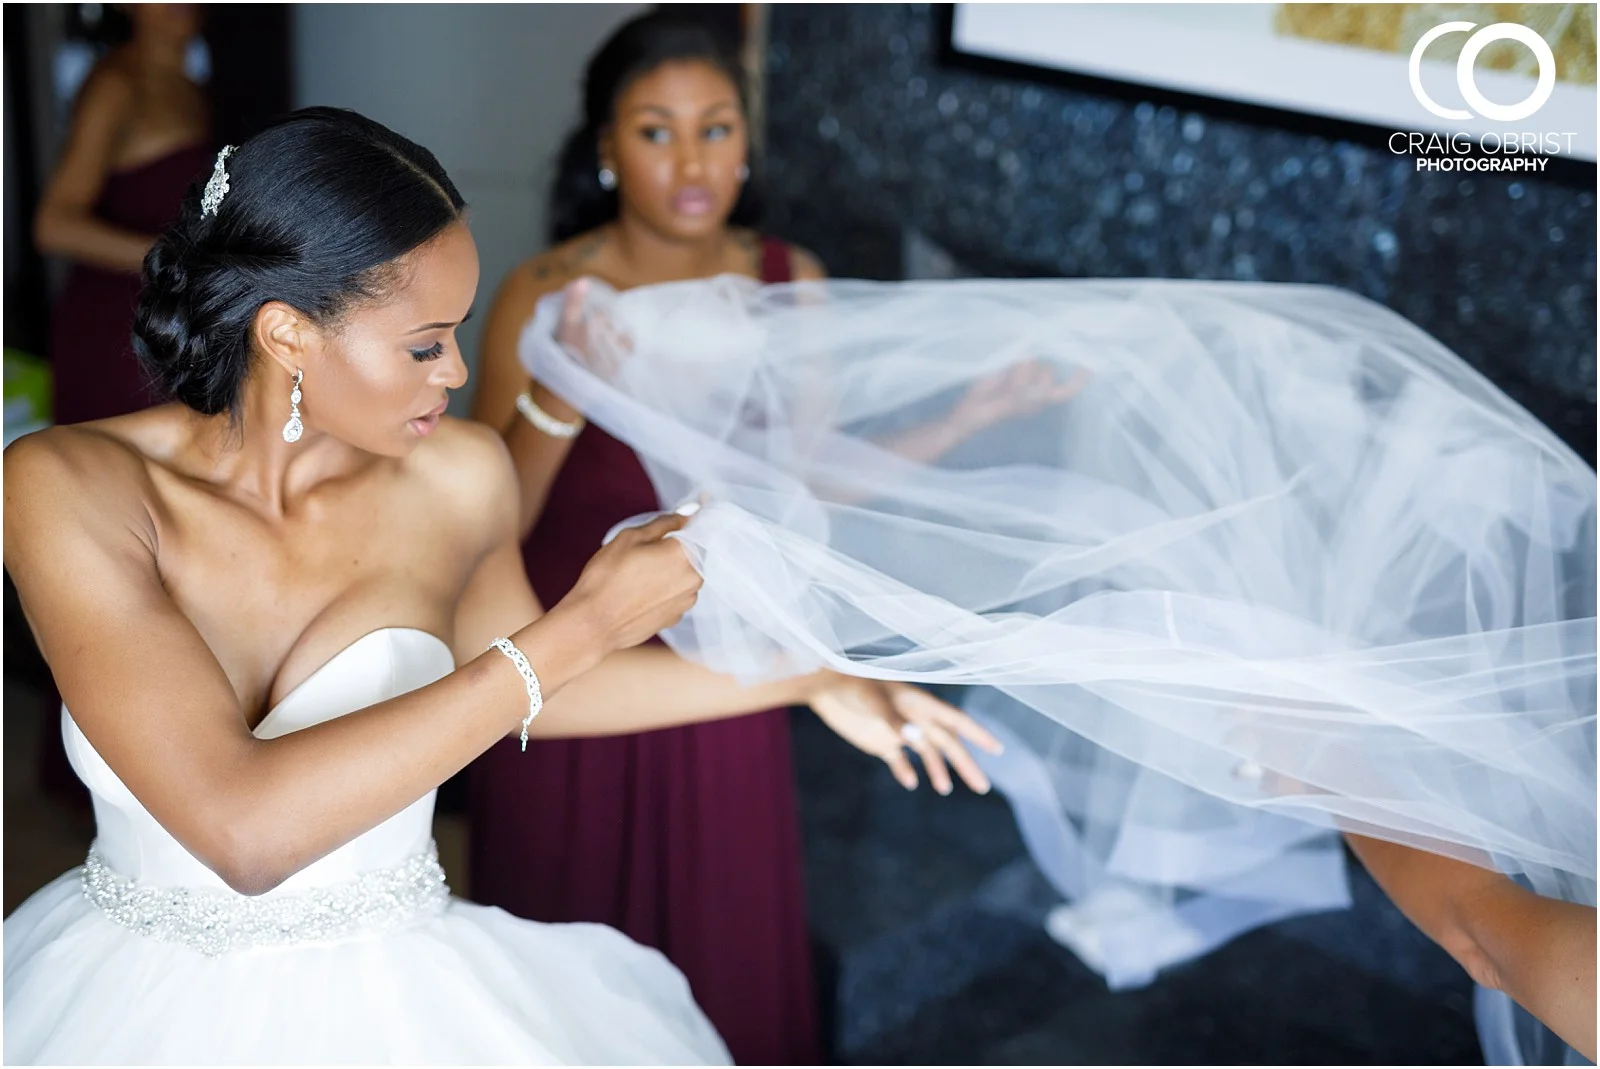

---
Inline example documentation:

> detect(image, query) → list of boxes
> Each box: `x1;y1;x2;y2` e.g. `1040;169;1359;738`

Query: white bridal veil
519;276;1596;1005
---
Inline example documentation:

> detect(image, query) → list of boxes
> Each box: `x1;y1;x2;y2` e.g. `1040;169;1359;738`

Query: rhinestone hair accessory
488;637;544;750
200;145;236;217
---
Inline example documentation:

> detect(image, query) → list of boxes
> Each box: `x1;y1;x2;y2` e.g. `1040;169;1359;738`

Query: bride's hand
805;674;1003;794
560;512;702;654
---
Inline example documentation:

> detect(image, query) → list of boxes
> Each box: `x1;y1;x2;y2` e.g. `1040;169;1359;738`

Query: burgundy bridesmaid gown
468;239;822;1066
39;143;211;805
49;143;212;425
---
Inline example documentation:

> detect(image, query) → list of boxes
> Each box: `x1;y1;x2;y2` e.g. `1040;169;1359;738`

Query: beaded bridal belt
80;841;451;957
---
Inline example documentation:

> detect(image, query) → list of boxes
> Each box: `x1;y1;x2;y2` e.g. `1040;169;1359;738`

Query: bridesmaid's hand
950;359;1090;436
555;277;634;384
805;675;1003;794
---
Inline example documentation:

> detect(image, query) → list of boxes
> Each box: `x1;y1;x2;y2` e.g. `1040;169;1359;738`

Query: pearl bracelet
515;390;585;439
488;637;544;750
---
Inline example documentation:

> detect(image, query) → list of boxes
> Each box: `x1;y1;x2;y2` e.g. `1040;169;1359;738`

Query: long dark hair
133;107;467;418
548;10;761;243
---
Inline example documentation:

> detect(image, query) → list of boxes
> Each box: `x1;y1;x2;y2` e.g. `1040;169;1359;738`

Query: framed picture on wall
939;4;1596;168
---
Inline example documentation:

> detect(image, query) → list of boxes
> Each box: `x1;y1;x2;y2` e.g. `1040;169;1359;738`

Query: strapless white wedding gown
3;628;731;1065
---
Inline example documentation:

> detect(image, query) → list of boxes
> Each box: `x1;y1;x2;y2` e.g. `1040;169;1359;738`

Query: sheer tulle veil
519;276;1595;1007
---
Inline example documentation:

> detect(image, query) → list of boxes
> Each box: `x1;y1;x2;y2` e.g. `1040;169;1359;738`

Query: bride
0;107;1002;1065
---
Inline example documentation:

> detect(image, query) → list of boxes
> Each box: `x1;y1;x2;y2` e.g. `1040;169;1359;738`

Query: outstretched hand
555;277;634;382
806;674;1003;794
951;359;1090;435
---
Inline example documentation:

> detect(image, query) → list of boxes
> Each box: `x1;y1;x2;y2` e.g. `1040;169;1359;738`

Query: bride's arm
454;521;1001;797
2;430;693;898
452;440;1001;793
452;535;819;734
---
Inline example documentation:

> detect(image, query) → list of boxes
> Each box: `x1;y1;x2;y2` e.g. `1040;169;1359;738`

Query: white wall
294;3;646;412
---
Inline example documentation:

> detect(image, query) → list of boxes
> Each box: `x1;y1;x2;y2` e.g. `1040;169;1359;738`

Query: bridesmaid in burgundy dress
468;14;834;1065
35;4;210;425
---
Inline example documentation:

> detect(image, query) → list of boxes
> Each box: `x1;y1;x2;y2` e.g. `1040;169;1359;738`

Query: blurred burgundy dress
39;143;211;805
469;238;821;1066
49;143;211;425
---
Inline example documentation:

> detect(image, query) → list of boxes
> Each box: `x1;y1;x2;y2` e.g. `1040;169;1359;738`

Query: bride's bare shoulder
406;415;518;538
5;418;163;504
3;418;167;560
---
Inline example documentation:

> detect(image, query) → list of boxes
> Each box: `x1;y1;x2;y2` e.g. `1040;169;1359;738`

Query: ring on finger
899;722;926;745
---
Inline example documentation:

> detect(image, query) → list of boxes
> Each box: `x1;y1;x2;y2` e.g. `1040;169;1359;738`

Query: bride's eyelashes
407;309;471;362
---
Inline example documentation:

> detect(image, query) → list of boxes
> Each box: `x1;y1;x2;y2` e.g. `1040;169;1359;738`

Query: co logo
1408;22;1556;122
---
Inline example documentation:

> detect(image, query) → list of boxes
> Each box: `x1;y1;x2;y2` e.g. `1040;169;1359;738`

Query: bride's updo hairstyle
133;107;467;418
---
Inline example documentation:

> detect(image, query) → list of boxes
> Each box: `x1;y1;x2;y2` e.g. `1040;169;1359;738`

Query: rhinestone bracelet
489;636;544;750
81;842;448;957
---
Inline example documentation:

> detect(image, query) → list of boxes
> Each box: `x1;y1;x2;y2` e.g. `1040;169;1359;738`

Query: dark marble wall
762;4;1596;461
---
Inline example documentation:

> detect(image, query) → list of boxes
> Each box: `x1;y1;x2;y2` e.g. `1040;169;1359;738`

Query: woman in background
35;2;209;424
468;14;830;1064
472;18;1069;1059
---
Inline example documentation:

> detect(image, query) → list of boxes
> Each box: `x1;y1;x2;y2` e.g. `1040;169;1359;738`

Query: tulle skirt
4;868;730;1065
